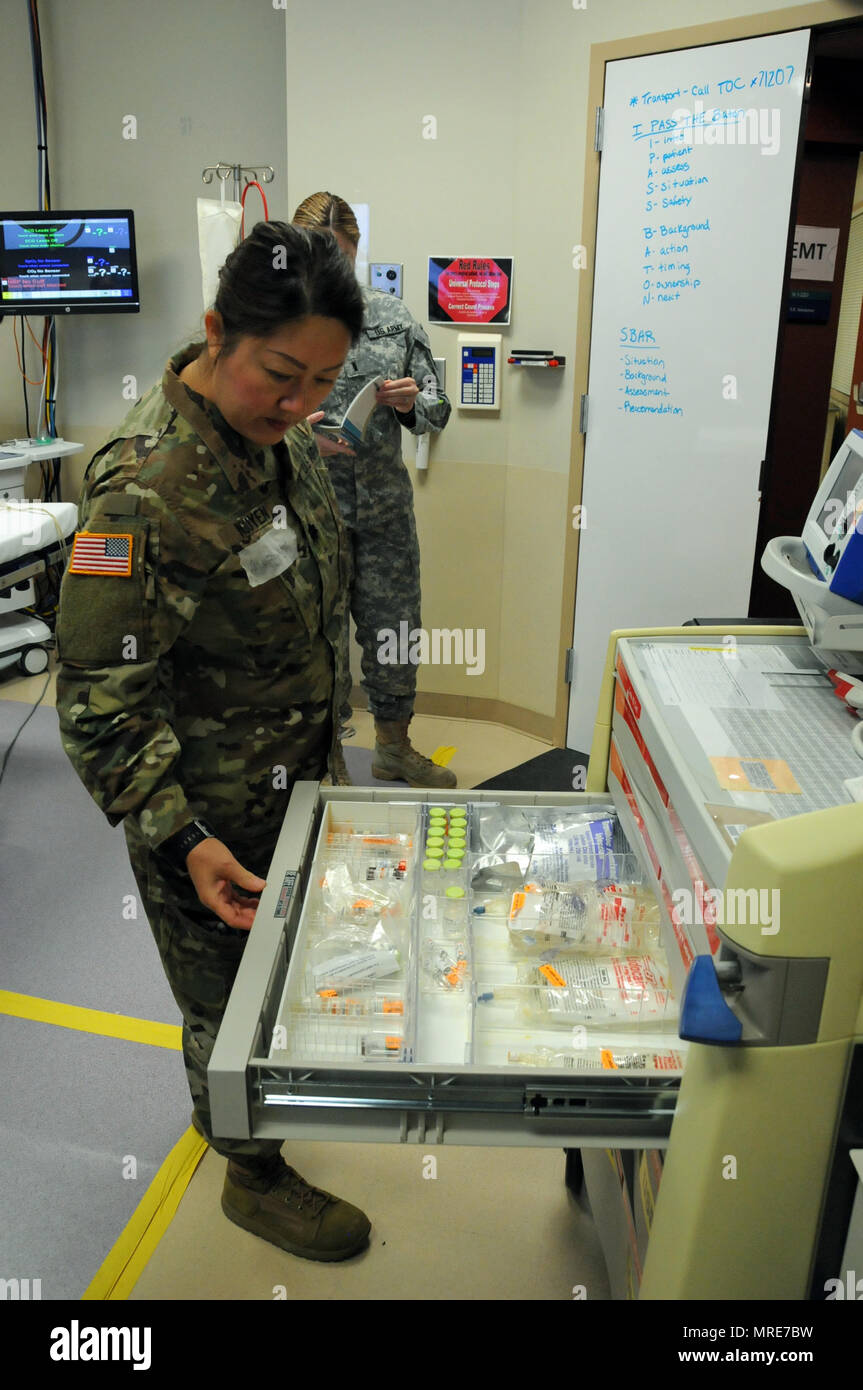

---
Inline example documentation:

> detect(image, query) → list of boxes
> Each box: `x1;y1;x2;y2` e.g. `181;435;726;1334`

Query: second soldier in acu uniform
293;193;455;788
55;224;372;1263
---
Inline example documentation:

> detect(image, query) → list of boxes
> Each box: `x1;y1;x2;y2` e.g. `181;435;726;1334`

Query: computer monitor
0;210;140;315
802;428;863;602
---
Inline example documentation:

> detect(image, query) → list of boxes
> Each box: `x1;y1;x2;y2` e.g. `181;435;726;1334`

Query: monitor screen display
815;452;863;543
0;211;139;314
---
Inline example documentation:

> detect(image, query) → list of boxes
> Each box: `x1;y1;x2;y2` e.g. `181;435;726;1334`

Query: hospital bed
0;500;78;676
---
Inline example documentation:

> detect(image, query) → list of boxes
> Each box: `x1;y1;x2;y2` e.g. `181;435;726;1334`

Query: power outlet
370;262;403;297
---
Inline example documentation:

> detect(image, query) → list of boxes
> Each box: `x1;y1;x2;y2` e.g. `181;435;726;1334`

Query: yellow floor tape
0;991;181;1050
83;1128;208;1300
431;745;457;767
0;991;203;1298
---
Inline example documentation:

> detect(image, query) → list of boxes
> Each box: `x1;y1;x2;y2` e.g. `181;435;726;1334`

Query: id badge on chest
237;525;299;587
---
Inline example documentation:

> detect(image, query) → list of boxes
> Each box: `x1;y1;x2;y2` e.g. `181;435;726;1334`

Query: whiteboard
567;28;811;753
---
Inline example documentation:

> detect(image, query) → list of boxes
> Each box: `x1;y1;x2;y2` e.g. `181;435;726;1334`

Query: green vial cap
447;847;465;861
445;886;466;899
448;836;467;850
429;807;447;817
425;846;445;859
423;859;441;872
426;835;445;849
442;858;461;871
449;809;467;821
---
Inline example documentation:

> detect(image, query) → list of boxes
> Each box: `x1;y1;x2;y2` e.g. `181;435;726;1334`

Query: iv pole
201;163;274;203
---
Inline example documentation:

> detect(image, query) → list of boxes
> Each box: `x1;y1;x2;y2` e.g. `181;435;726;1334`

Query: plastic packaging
322;833;413;889
471;860;529;893
518;953;674;1025
471;806;533;882
470;806;630;890
320;862;408;927
525;813;628;883
307;919;403;989
421;942;469;992
360;1034;407;1060
505;1046;685;1073
309;946;401;988
508;880;661;953
305;992;405;1018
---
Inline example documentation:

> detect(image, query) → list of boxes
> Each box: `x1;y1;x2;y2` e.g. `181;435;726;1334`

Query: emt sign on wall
791;226;840;282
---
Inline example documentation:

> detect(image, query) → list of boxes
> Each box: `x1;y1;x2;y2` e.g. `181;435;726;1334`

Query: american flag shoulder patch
69;531;134;577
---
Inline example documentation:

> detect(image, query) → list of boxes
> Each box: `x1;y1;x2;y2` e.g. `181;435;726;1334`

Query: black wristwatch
158;818;218;870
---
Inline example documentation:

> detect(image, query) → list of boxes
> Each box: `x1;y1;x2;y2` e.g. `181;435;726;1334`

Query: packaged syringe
508;880;660;953
519;953;674;1025
506;1046;684;1073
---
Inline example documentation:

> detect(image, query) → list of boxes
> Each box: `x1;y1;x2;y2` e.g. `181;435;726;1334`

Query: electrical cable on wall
28;0;51;212
24;0;60;500
15;322;34;437
12;317;47;443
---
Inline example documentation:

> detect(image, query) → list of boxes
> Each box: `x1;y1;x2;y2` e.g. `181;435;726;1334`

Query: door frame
554;0;860;750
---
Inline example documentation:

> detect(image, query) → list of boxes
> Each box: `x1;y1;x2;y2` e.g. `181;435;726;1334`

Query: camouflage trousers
124;823;283;1163
326;453;421;723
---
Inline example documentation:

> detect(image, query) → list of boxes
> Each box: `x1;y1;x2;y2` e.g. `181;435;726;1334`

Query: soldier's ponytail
212;221;363;359
292;192;360;248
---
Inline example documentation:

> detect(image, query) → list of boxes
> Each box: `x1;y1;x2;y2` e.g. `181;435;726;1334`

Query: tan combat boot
222;1155;370;1262
372;719;457;788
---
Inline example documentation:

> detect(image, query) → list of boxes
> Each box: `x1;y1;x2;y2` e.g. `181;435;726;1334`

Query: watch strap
158;818;217;869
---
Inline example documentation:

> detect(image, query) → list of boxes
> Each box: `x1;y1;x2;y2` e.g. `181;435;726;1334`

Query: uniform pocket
57;514;154;665
225;512;320;645
275;559;320;640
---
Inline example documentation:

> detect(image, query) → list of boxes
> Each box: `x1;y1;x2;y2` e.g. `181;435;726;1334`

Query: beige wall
0;0;290;494
289;0;854;732
2;0;856;736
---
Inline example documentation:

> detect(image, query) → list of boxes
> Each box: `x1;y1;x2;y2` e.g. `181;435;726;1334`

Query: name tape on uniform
366;324;406;341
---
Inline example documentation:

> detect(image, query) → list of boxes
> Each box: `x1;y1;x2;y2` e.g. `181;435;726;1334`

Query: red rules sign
428;257;513;324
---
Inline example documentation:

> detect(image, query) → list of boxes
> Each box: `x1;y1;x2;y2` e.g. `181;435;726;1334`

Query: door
567;28;812;752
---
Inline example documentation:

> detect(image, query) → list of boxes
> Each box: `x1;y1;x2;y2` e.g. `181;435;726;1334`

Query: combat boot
222;1154;371;1262
372;719;457;788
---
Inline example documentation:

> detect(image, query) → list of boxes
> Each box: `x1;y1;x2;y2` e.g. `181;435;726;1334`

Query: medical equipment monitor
802;428;863;602
0;211;139;315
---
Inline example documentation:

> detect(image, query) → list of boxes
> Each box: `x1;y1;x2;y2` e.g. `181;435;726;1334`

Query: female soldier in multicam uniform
56;223;371;1263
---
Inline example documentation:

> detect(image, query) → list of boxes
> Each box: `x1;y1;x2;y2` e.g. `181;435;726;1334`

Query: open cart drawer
209;786;686;1146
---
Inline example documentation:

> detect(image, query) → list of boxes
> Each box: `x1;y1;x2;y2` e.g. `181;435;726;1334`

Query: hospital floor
0;659;611;1302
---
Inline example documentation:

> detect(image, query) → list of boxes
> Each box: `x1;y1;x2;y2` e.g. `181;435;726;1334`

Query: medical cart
208;622;863;1300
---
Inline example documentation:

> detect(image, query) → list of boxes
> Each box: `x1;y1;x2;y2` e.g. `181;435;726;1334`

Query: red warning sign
428;257;512;324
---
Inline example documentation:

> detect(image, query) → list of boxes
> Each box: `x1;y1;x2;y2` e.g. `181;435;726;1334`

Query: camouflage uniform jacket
319;287;450;525
55;346;351;857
